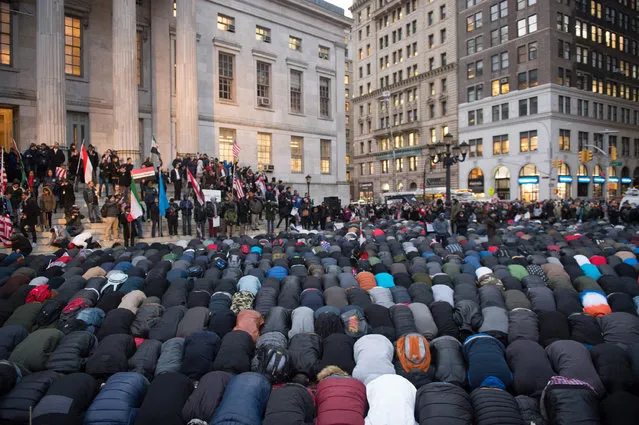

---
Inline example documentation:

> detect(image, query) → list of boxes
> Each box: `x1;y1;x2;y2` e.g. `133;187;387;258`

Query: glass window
0;2;10;66
219;128;236;163
217;14;235;32
520;130;538;152
319;77;331;118
493;135;509;155
290;136;303;173
256;61;271;102
218;52;234;101
320;139;331;174
257;132;272;168
528;41;538;59
289;36;302;51
290;69;303;113
559;129;571;151
64;16;82;76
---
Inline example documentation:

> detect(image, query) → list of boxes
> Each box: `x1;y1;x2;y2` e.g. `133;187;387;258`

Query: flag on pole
158;170;170;217
0;214;11;248
55;166;67;180
233;177;245;199
12;139;27;188
127;182;144;222
232;140;240;161
186;168;204;205
81;142;93;184
151;136;162;169
0;148;7;196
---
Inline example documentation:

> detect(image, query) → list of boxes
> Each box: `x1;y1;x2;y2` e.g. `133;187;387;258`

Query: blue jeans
267;219;274;233
98;177;109;197
134;218;143;238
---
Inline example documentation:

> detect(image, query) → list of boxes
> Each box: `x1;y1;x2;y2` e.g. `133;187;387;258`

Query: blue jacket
210;372;271;425
463;333;513;390
83;372;148;425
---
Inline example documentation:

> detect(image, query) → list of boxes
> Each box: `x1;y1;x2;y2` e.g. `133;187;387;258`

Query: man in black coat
170;163;183;200
51;142;66;169
117;166;132;197
19;191;39;243
22;144;37;174
35;144;52;180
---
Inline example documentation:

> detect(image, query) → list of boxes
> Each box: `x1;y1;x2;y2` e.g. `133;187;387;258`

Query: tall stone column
112;0;139;160
176;0;199;157
36;0;66;148
151;0;172;161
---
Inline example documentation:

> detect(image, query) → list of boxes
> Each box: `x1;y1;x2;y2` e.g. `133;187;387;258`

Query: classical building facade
349;0;459;202
0;0;351;199
457;0;639;201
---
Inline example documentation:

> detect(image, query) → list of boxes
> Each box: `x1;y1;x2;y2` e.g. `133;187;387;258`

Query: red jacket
316;377;366;425
26;285;52;303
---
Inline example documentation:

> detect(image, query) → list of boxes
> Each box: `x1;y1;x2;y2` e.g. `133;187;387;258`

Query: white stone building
0;0;351;200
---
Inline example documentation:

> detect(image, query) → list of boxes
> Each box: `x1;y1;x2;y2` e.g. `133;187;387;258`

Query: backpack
228;254;242;269
257;346;292;383
34;299;65;328
396;333;431;373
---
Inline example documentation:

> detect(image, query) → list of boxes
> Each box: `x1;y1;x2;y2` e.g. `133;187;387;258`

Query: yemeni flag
81;143;93;184
187;168;204;205
151;136;161;169
127;182;144;222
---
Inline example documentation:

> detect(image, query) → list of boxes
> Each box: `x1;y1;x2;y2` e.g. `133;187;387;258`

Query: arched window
493;166;511;200
519;163;539;201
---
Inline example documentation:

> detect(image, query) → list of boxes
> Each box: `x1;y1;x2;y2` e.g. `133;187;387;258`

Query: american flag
0;214;12;248
232;140;240;161
0;147;7;196
233;178;245;199
55;166;67;180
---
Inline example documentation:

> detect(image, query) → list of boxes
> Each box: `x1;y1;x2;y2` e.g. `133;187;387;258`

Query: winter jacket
155;337;184;376
32;372;98;425
45;331;97;373
365;374;416;425
97;308;136;341
463;333;513;390
545;339;605;396
148;305;186;342
590;343;636;393
233;309;264;342
430;336;466;386
408;303;438;340
568;313;604;346
85;333;137;378
210;372;272;425
0;325;28;359
538;310;570;347
122;336;158;374
597;312;639;347
213;329;255;375
318;333;356;375
507;308;539;344
415;382;473;425
182;371;233;424
506;339;555;397
289;306;315;339
288;332;322;379
541;376;600;425
599;390;639;425
0;370;59;424
470;387;523;425
430;301;459;339
453;299;483;340
353;334;395;386
134;372;194;425
262;306;291;335
178;330;221;380
83;372;149;425
263;383;315;425
176;307;210;338
315;376;366;425
9;328;64;372
130;303;165;338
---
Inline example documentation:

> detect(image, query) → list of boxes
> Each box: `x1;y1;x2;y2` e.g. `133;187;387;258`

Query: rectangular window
218;52;234;101
289;36;302;51
493;135;509;155
577;99;589;117
290;69;303;113
578;131;588;151
469;138;483;157
319;46;330;60
256;61;271;103
530;96;538;114
136;32;142;86
491;78;510;96
520;130;538;152
0;1;11;65
217;14;235;32
257;132;272;169
528;41;538;60
467;12;483;32
290;136;303;173
517;14;537;36
395;158;404;172
408;156;418;172
320;139;331;174
256;25;271;42
319;77;331;118
219;128;236;163
64;16;82;76
381;159;389;174
519;99;528;116
559;129;571;151
622;137;630;156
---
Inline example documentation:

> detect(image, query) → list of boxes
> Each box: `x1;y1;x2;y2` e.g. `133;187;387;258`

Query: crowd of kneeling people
0;220;639;425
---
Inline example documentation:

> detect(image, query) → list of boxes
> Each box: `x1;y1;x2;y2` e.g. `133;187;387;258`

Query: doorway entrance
66;112;90;149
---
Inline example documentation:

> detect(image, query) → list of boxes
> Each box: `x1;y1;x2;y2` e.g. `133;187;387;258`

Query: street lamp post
427;133;469;206
305;174;311;200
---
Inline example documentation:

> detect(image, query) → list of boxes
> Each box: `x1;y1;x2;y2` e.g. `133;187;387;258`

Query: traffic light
586;150;593;162
552;159;557;168
579;149;593;162
610;146;617;161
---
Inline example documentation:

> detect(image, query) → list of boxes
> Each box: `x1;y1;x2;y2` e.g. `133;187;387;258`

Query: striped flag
233;177;245;199
80;142;93;184
187;168;204;205
0;147;7;196
55;166;67;180
232;140;240;161
127;181;143;222
0;214;11;248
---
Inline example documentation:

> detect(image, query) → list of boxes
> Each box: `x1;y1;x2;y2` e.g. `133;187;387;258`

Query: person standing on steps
83;181;102;223
39;186;56;231
150;197;162;238
119;206;137;248
170;162;183;201
180;194;193;236
101;194;120;242
19;191;39;245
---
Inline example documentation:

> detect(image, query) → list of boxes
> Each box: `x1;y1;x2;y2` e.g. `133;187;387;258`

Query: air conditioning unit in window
319;52;329;60
228;24;235;33
258;97;271;106
264;35;271;43
264;164;275;172
500;77;508;84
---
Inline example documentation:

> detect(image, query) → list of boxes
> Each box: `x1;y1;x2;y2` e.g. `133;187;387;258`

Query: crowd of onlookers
4;142;639;250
